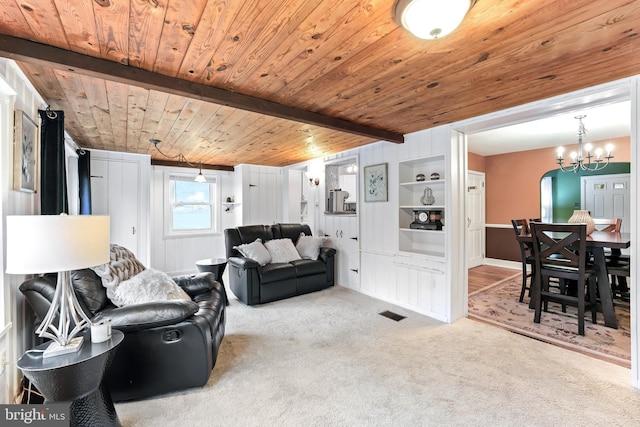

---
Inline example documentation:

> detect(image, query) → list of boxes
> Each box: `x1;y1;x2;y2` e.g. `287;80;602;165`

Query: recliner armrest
94;300;200;333
319;247;336;263
227;256;260;269
173;272;216;297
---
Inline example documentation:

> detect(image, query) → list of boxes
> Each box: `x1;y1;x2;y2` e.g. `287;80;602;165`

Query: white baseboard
482;258;521;270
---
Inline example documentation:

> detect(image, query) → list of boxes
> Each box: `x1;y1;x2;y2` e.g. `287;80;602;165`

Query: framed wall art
364;163;388;202
13;110;38;193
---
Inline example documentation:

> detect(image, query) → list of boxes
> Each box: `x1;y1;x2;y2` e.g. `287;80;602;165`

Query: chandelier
556;115;613;173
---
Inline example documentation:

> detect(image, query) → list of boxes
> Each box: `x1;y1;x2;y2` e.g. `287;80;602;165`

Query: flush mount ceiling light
394;0;476;39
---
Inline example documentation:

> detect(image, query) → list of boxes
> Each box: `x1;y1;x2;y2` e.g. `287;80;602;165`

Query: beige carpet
468;276;631;367
116;286;640;426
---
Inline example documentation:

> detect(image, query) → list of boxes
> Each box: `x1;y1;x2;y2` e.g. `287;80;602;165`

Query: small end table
17;330;124;427
196;258;229;305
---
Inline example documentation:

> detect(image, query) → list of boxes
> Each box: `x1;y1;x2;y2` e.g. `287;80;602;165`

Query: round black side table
17;330;124;427
196;258;229;304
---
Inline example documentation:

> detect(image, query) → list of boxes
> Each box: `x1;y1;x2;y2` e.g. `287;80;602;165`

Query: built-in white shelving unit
398;155;446;257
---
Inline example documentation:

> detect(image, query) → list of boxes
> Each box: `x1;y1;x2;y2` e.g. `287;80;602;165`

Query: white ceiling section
467;100;631;156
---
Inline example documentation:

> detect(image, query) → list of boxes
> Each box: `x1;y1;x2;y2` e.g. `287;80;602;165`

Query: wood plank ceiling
1;0;640;168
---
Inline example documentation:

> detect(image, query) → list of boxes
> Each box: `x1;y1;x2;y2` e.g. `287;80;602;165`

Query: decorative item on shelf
420;187;435;205
556;115;613;173
410;210;430;229
410;209;443;230
416;173;426;181
393;0;476;39
430;172;440;180
226;196;233;203
568;209;596;235
5;214;110;357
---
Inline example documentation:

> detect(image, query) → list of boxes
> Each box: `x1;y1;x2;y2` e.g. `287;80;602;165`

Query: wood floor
468;265;520;293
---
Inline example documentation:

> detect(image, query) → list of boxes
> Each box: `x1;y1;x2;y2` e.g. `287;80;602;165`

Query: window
168;174;217;235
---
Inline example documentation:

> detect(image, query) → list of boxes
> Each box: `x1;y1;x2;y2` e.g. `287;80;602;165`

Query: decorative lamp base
43;336;84;358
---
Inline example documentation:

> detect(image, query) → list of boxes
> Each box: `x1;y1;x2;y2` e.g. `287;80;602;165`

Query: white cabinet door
323;215;359;290
244;167;281;225
91;159;140;257
91;159;109;215
341;215;360;291
110;161;139;253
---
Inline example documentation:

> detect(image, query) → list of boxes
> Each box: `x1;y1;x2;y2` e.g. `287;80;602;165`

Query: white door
582;173;630;233
467;171;485;268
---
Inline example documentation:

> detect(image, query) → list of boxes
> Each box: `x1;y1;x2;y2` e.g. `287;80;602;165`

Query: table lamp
6;214;110;357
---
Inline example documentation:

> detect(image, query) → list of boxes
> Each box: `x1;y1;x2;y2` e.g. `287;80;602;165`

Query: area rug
468;276;631;367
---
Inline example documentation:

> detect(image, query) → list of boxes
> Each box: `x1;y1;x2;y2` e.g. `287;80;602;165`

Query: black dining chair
511;219;534;303
530;222;598;336
593;218;630;299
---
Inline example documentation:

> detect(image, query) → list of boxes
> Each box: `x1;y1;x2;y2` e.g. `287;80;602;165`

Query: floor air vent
379;310;406;322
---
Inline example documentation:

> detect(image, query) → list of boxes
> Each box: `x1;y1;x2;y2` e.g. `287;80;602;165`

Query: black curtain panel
39;109;68;215
77;149;92;214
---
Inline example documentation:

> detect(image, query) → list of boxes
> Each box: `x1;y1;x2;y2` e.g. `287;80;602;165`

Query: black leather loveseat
20;269;226;401
224;223;336;305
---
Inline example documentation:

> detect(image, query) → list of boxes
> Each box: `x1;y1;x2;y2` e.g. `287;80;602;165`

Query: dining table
518;230;630;329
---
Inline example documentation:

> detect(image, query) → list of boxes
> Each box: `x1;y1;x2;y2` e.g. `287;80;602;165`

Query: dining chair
530;222;598;336
593;218;621;232
593;218;629;298
511;219;533;303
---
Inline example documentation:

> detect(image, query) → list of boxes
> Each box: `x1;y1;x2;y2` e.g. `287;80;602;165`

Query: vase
420;187;435;206
568;210;595;235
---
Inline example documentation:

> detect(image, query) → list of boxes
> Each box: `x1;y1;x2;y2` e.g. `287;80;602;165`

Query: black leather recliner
19;269;226;402
224;223;336;305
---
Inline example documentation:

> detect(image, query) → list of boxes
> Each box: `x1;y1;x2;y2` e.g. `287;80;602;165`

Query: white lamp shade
395;0;473;39
6;215;110;274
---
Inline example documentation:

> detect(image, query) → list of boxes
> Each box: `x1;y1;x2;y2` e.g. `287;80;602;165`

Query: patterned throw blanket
91;244;190;307
92;244;146;301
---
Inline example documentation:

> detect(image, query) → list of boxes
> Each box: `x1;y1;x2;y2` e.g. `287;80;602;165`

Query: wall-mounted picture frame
364;163;388;202
13;110;38;193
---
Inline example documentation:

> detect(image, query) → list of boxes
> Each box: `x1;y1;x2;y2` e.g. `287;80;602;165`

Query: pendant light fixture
394;0;476;39
150;139;208;183
556;115;614;173
195;166;207;183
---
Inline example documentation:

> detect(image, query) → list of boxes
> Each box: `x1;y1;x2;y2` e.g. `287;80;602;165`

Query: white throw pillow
110;268;191;307
234;238;272;266
264;238;302;263
296;234;327;260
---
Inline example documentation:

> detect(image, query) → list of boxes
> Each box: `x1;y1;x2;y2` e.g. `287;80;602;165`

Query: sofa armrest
227;256;260;269
173;272;216;297
95;300;200;333
319;247;336;263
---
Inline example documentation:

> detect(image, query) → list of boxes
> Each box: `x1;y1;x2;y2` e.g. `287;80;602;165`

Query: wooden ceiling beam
0;35;404;144
150;159;234;172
